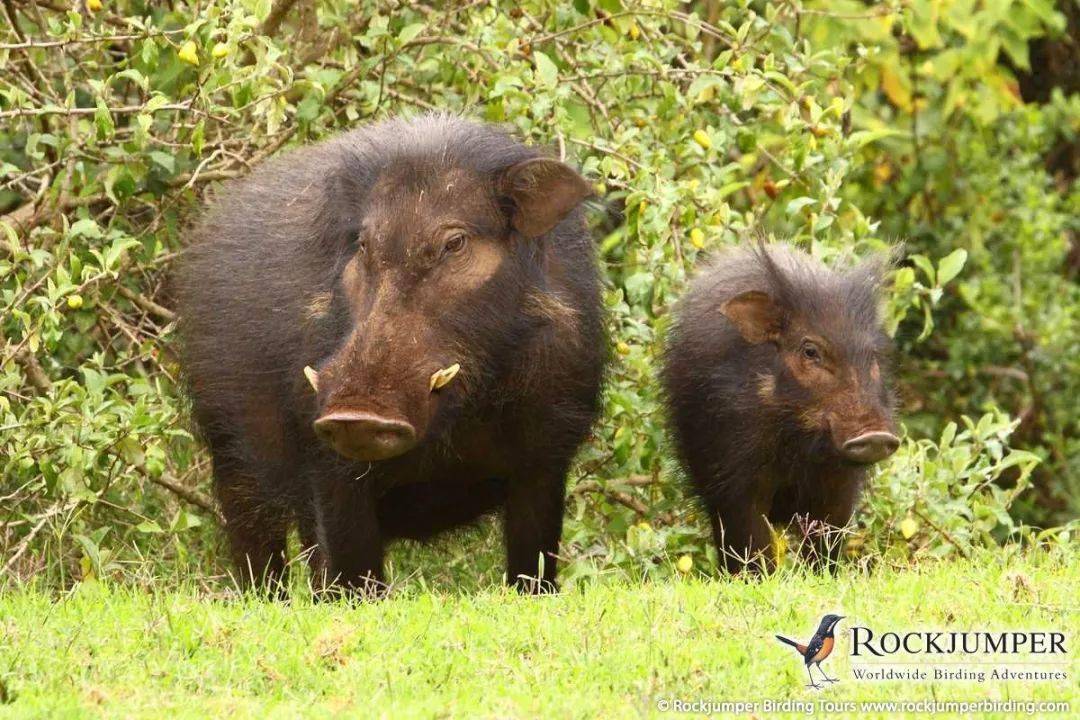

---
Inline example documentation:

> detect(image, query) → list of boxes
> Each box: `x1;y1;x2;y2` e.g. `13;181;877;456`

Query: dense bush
1;0;1075;586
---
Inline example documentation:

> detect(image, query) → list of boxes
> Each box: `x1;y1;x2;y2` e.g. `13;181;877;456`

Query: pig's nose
841;431;900;464
313;410;417;462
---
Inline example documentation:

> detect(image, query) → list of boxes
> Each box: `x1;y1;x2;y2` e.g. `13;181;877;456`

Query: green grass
1;542;1076;719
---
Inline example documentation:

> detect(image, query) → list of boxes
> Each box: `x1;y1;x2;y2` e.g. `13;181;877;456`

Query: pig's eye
800;341;822;363
443;232;467;256
355;235;367;255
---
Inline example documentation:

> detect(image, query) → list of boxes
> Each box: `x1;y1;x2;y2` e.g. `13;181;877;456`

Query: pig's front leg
503;470;567;594
799;471;863;571
709;493;776;574
312;473;385;598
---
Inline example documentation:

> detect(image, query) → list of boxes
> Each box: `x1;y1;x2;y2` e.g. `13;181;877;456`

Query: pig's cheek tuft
797;407;828;433
755;373;777;403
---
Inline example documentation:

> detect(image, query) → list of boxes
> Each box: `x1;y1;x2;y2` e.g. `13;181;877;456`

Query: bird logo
776;614;844;689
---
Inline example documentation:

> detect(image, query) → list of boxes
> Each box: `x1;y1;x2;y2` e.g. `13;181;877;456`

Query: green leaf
112;69;148;92
94;100;114;140
785;197;817;215
533;51;558;88
624;271;653;306
687;75;722;104
117;437;145;466
910;254;936;285
936;249;967;286
906;0;943;49
148;151;176;174
716;181;749;200
1000;29;1030;70
847;128;905;149
191;120;205;156
143;94;172;113
69;218;102;239
398;22;425;45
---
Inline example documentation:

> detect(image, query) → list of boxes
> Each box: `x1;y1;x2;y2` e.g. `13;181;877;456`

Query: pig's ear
720;291;783;344
501;158;593;239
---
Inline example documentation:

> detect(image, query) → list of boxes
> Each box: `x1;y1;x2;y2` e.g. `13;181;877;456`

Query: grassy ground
0;540;1076;719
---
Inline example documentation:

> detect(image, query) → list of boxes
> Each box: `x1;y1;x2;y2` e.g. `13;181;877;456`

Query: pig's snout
840;431;900;464
314;409;417;462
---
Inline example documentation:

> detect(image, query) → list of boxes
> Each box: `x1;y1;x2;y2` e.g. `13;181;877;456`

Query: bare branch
149;474;225;526
116;285;177;323
0;29;185;51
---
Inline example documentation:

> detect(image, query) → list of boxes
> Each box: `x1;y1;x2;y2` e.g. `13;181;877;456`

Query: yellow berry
86;0;102;11
616;341;631;356
676;555;693;574
178;41;200;66
689;228;705;249
66;294;84;310
873;162;893;186
211;43;230;59
693;129;712;150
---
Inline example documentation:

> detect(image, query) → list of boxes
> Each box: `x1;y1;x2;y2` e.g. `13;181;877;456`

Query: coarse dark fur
662;242;898;572
175;115;606;595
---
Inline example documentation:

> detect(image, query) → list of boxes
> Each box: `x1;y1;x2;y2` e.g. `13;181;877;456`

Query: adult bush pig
176;115;606;595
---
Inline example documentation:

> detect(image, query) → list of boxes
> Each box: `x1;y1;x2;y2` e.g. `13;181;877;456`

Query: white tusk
303;365;319;393
429;363;460;392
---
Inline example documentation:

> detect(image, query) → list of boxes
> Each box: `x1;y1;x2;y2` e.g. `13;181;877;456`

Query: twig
12;347;51;393
913;508;970;559
0;102;222;121
0;29;185;51
2;501;70;575
149;473;225;525
384;87;439;112
260;0;300;37
116;285;177;323
573;476;672;523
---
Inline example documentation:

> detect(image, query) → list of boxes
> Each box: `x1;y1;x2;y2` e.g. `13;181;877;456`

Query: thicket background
2;0;1077;588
